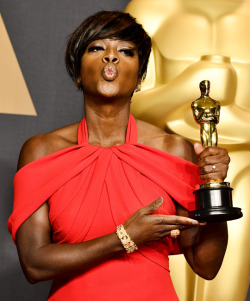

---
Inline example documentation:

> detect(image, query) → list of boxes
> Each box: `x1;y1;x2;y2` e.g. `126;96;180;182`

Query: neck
84;96;131;147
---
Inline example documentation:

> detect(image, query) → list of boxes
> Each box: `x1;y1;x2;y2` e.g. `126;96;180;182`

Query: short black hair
65;11;152;90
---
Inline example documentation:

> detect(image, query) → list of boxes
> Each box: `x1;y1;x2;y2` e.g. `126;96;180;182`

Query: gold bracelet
116;224;138;254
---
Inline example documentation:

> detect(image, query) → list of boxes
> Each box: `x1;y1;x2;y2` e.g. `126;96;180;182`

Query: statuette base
189;183;243;222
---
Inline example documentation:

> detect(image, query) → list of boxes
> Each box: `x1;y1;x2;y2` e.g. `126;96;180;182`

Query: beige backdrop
0;14;36;115
126;0;250;300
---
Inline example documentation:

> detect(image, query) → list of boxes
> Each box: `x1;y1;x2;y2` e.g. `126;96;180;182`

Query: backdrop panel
0;1;130;300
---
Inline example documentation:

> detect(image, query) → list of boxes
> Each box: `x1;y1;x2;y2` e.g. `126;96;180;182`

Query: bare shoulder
17;122;80;170
136;119;197;163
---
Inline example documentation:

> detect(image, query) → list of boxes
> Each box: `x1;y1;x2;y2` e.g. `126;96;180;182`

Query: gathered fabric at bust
8;114;200;300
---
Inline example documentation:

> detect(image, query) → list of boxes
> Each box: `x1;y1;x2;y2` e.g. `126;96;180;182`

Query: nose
102;50;119;64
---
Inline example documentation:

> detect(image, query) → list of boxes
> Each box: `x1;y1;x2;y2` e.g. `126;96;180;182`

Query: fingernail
191;220;199;225
156;197;163;205
199;222;207;226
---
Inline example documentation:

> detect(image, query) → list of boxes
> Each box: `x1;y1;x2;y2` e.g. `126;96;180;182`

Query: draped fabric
8;114;200;300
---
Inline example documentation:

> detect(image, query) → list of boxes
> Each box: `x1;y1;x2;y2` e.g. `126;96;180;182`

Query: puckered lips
102;64;117;81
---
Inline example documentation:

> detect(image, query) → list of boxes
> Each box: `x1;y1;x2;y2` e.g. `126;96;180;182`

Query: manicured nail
191;220;199;225
156;197;163;205
199;222;207;226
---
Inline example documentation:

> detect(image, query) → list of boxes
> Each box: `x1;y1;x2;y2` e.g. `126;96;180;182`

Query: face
80;38;139;100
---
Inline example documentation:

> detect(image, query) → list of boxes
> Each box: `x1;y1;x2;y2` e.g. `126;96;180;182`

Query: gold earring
74;77;81;88
135;83;141;92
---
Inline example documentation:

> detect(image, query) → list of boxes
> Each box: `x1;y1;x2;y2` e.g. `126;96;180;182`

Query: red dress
8;114;200;300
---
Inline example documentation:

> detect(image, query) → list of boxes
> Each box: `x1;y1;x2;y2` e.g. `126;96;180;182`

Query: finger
153;214;200;226
199;161;228;182
198;155;230;168
198;146;228;160
199;162;226;175
142;197;163;215
200;173;224;182
194;143;204;158
199;146;220;159
156;223;206;239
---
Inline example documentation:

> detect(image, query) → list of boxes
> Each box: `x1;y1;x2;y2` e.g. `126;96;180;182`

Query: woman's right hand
124;197;202;246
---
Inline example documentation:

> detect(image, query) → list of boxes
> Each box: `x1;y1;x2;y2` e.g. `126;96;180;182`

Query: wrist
116;224;138;254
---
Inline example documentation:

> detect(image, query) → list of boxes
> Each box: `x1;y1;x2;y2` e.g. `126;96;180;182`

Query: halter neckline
77;113;138;146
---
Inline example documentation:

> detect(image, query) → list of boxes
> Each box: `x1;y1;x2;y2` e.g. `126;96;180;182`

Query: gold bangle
116;224;138;254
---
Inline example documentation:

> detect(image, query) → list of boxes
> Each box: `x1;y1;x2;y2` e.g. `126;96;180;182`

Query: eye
88;46;104;52
119;48;135;57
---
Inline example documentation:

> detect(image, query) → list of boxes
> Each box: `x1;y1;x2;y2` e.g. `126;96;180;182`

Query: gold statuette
191;80;220;147
189;80;242;222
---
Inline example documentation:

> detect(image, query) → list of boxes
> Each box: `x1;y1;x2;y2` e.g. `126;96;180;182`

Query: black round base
189;206;243;222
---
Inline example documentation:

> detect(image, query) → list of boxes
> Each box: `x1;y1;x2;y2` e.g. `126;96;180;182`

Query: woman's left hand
194;143;230;182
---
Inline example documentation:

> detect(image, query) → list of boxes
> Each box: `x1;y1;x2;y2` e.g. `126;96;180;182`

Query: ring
170;229;180;238
212;165;216;172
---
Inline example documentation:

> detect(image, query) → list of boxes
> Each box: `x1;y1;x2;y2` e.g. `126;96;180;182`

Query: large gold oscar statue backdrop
126;1;250;300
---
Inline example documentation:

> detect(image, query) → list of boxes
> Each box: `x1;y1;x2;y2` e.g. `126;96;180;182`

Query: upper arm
175;202;201;273
17;134;50;170
163;135;197;164
16;202;52;251
15;135;53;274
137;119;197;163
17;123;78;171
15;202;52;281
145;131;197;164
153;134;200;249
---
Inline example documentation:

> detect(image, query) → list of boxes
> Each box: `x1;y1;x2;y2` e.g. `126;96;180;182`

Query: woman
8;11;229;300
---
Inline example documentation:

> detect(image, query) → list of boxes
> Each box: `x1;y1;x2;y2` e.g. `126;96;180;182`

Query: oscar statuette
189;80;243;222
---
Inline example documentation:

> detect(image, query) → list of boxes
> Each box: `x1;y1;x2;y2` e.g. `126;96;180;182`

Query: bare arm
176;204;228;279
16;130;229;283
16;134;126;283
174;140;229;280
16;202;125;283
16;198;203;283
140;127;229;280
16;134;203;283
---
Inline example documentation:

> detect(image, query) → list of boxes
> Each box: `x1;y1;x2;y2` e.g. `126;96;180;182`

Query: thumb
194;143;204;158
143;197;163;215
